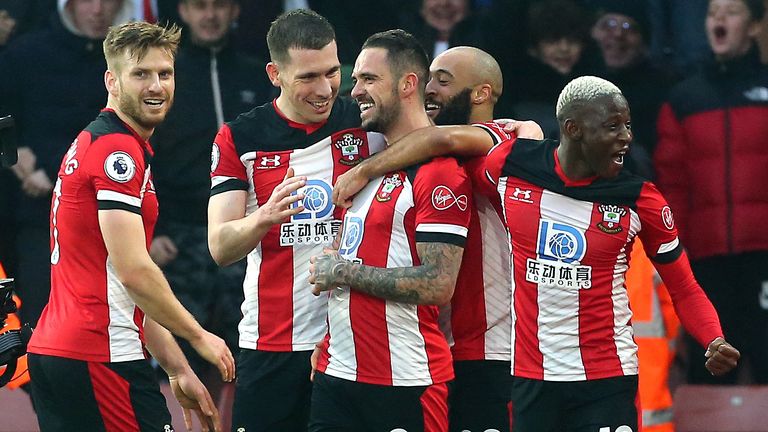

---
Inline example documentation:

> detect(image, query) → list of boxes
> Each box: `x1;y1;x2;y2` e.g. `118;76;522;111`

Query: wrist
331;259;348;286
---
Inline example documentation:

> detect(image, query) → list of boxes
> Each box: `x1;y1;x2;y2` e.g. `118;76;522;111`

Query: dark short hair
528;0;590;46
741;0;766;21
103;21;182;71
267;9;336;64
361;29;430;98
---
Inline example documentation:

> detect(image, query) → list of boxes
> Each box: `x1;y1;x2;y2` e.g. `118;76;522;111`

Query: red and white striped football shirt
317;157;472;386
211;100;386;351
485;137;721;381
440;122;513;361
29;110;156;363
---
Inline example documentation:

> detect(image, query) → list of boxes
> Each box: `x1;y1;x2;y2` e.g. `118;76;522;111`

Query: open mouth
309;100;330;110
713;25;727;41
144;98;165;108
425;102;441;113
358;101;374;113
612;149;627;165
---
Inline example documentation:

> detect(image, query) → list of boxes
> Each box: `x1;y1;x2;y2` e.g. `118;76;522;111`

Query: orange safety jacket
626;240;679;432
0;263;30;389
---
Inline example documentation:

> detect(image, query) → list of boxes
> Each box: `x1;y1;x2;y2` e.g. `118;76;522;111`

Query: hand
309;248;345;295
0;10;16;46
21;169;53;198
494;119;544;140
150;235;178;267
169;369;221;432
189;331;236;383
310;343;321;382
254;167;307;225
704;337;740;376
10;146;36;180
332;167;369;209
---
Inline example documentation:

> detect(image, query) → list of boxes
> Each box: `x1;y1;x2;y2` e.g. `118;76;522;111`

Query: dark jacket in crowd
0;15;109;227
150;37;273;231
654;48;768;260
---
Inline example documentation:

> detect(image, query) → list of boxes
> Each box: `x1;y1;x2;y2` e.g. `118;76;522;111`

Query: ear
232;2;241;21
266;62;281;88
105;69;119;97
748;20;763;39
472;84;492;105
563;118;581;140
400;72;420;98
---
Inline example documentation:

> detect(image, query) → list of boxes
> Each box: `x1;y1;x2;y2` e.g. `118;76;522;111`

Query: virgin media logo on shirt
432;185;468;211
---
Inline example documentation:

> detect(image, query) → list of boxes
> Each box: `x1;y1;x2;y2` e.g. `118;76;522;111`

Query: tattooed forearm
336;242;464;305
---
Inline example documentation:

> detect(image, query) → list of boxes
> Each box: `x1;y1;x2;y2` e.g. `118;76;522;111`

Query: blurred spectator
590;0;678;179
398;0;487;60
648;0;711;76
149;0;272;384
501;0;594;137
0;0;132;327
0;0;59;49
655;0;768;385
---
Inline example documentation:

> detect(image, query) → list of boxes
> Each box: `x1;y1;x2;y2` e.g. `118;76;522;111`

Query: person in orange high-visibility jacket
0;262;30;389
626;240;680;432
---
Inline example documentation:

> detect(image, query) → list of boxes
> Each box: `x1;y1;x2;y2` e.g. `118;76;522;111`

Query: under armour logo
260;155;281;167
510;187;534;204
432;185;468;211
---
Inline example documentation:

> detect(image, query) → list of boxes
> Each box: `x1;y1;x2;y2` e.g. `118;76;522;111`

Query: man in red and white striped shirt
207;10;387;432
332;46;541;432
308;30;470;432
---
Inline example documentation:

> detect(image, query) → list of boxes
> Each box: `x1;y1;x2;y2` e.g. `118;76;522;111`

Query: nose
314;76;333;99
148;74;163;93
425;78;437;97
350;79;364;99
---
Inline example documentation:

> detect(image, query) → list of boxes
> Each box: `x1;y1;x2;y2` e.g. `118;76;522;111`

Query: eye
133;70;146;78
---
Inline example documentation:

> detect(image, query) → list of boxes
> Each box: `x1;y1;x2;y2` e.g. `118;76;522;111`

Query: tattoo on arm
337;242;464;305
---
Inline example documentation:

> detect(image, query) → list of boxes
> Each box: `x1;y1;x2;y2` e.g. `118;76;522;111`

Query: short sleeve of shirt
211;123;248;196
484;137;515;185
413;157;472;247
636;182;682;264
84;134;147;215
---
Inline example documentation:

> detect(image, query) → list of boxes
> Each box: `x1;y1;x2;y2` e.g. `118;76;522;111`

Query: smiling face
350;47;402;135
572;93;632;178
269;41;341;124
107;47;175;137
592;13;646;69
706;0;761;61
425;50;474;124
533;37;584;75
68;0;123;39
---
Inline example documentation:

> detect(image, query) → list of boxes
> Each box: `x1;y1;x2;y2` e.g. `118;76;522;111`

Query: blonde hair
103;21;182;72
556;76;622;121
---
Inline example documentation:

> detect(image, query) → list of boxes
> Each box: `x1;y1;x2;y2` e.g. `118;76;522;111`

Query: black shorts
28;353;172;432
230;349;313;432
310;372;449;432
510;375;639;432
449;360;512;432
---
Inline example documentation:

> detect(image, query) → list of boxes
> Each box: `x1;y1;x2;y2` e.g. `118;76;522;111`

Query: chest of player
500;178;639;270
338;172;418;267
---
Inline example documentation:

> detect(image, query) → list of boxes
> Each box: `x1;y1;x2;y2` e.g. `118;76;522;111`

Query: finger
193;408;211;432
182;407;193;431
310;367;316;382
284;166;295;180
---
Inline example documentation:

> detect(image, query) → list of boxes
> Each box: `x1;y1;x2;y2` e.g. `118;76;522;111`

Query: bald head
435;46;503;101
426;46;502;124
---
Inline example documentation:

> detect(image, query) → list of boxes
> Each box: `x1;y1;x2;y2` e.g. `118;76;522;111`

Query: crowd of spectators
1;0;766;392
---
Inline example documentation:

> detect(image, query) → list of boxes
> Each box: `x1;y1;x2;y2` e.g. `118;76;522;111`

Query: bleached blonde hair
556;76;622;121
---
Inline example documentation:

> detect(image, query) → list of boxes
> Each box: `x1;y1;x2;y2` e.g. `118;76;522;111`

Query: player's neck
556;141;596;180
469;106;493;124
107;100;153;141
384;107;432;143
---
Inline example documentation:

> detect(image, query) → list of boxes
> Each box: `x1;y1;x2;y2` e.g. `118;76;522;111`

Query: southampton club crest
375;173;403;202
596;204;627;234
334;132;365;166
